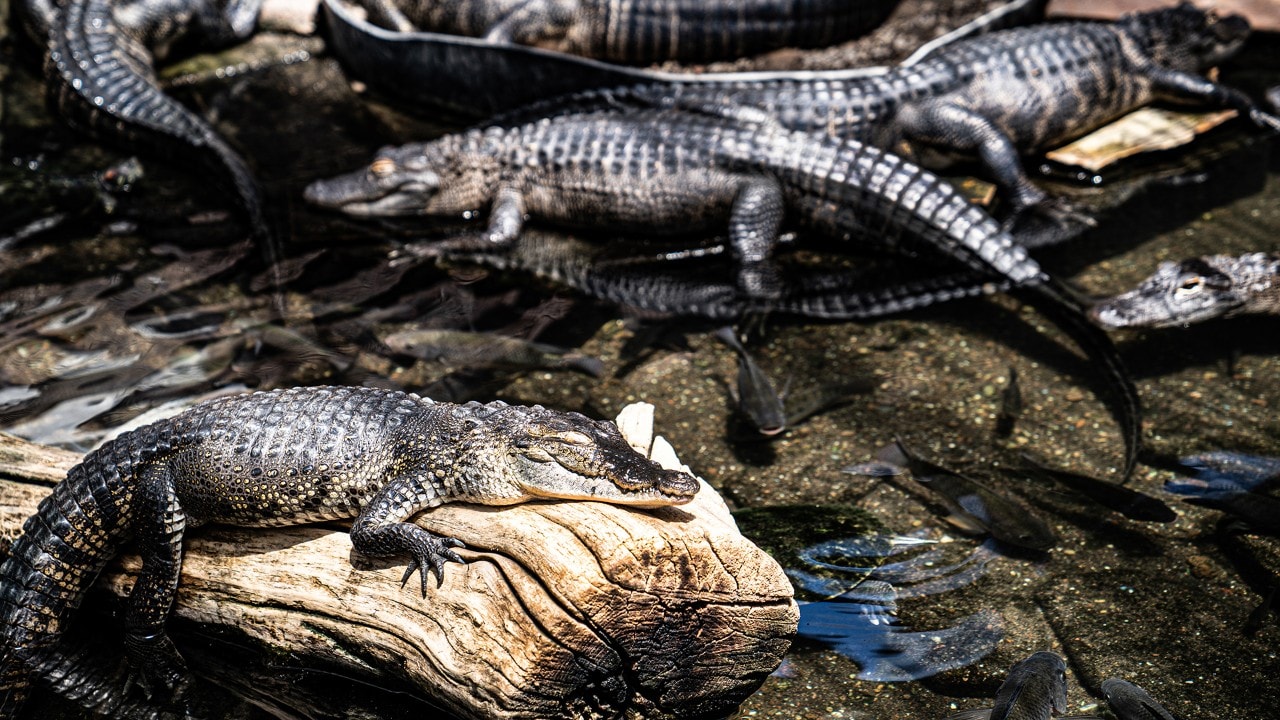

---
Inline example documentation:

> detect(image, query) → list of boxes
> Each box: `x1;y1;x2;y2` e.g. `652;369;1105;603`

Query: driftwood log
0;405;797;719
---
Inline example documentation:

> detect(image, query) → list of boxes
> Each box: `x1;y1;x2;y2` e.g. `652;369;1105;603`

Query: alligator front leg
485;186;527;246
123;465;189;700
1147;67;1280;133
728;177;786;300
349;477;466;597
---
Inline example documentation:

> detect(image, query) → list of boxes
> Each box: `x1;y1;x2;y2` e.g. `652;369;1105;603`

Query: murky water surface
2;4;1279;719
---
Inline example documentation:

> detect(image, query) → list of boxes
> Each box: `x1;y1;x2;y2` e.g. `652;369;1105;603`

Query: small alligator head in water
453;402;700;508
1121;2;1251;73
1090;254;1280;328
304;131;502;217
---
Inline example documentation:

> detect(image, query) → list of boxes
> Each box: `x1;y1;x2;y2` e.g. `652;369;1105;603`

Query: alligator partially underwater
16;0;270;241
307;106;1142;480
0;386;699;718
1091;252;1280;328
355;0;901;65
512;3;1278;222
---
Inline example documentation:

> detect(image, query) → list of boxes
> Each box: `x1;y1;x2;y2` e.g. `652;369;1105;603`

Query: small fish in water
996;366;1022;437
1164;474;1280;535
715;326;787;435
380;328;604;377
1020;453;1176;523
992;651;1068;720
1100;678;1178;720
1179;451;1280;494
876;439;1057;551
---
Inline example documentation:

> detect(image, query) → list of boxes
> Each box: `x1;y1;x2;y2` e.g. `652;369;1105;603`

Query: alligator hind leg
122;464;189;700
728;178;786;300
350;478;466;597
896;101;1048;217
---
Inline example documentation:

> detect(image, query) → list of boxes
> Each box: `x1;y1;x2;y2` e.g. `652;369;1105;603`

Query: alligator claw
399;534;467;597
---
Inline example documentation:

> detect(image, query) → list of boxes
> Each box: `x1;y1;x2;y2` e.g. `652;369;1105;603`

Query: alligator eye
558;431;592;446
1176;277;1204;295
370;158;397;178
521;446;554;463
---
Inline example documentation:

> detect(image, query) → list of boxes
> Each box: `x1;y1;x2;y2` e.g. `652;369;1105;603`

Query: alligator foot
399;531;467;597
122;631;189;701
1002;196;1097;247
736;263;784;301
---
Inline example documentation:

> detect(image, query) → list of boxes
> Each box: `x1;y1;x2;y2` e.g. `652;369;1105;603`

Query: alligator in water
508;3;1277;222
0;386;698;717
1090;252;1280;328
355;0;900;65
306;106;1141;480
16;0;271;241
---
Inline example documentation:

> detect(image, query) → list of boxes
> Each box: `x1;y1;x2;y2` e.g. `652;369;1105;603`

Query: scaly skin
17;0;270;241
0;386;698;718
357;0;899;65
1090;252;1280;328
521;4;1274;219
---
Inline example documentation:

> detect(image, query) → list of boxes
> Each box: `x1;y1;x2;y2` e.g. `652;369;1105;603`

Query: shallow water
2;5;1280;720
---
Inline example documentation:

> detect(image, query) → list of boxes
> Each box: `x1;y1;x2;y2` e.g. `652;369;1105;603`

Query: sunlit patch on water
734;505;1003;682
790;533;1002;681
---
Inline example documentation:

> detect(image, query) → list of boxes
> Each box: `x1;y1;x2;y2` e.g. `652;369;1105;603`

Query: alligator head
304;131;501;218
1121;2;1250;72
1089;257;1247;328
456;402;700;508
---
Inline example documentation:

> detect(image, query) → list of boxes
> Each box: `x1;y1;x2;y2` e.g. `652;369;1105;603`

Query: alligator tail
0;428;158;717
44;0;270;242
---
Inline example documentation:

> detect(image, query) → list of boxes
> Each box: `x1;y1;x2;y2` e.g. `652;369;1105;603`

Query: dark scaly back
0;421;166;716
40;0;270;241
585;0;899;64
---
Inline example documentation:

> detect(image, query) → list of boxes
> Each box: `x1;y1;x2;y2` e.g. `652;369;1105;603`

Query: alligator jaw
303;173;432;216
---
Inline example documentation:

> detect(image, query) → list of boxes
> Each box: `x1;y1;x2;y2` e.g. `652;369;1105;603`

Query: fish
379;328;604;376
715;326;787;435
1179;451;1280;494
1100;678;1178;720
1164;473;1280;535
996;366;1022;437
1020;453;1176;523
990;651;1068;720
877;439;1057;551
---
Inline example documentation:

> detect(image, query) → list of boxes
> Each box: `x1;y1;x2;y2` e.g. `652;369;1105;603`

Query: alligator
507;3;1278;222
355;0;900;65
17;0;271;241
307;107;1141;479
1090;252;1280;328
0;385;699;717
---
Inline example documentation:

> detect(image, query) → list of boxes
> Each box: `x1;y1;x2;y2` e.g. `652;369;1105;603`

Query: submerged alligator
512;3;1277;221
308;106;1141;479
1091;252;1280;328
355;0;900;65
17;0;270;241
0;386;698;717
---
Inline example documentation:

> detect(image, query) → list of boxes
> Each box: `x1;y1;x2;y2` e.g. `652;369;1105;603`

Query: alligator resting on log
0;405;797;720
